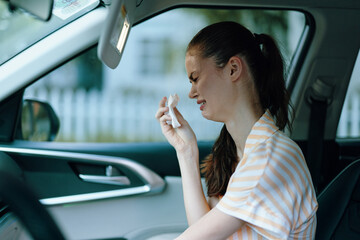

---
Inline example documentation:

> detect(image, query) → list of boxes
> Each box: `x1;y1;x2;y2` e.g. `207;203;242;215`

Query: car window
337;50;360;138
22;8;306;143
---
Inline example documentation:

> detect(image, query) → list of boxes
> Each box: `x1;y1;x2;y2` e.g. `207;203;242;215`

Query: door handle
78;165;131;186
78;174;131;186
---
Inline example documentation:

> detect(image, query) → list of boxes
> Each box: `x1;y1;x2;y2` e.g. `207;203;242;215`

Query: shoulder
254;131;312;195
258;130;305;167
243;130;304;175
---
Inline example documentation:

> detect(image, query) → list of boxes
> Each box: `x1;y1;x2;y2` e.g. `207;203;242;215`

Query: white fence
24;87;222;142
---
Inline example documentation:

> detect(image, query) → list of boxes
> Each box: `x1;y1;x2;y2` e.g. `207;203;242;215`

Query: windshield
0;0;100;65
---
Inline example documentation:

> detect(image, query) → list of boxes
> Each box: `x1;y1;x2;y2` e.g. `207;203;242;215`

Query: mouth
197;100;206;111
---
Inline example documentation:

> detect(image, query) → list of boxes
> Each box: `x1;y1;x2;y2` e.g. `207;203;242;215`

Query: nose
188;84;198;99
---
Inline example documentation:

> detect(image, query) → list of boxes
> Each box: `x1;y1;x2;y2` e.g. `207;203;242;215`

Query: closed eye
189;72;198;83
190;78;198;84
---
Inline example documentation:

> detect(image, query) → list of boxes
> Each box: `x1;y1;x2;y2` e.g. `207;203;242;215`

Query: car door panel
0;141;212;239
0;147;165;201
49;177;188;240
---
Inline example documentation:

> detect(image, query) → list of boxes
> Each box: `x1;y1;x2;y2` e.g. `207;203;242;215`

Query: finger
173;107;185;122
155;106;169;120
159;96;167;108
160;114;172;125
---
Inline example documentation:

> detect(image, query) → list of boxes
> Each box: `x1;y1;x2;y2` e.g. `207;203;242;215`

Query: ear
228;56;242;82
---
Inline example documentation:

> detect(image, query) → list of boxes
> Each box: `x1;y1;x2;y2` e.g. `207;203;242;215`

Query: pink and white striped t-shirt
217;110;318;239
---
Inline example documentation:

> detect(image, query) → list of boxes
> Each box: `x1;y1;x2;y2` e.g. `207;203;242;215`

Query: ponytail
201;125;237;197
188;22;293;197
253;33;293;132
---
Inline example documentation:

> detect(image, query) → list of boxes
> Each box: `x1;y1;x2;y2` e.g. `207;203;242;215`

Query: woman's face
185;51;235;122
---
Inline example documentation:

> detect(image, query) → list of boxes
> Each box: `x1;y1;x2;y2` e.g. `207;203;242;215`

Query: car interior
0;0;359;239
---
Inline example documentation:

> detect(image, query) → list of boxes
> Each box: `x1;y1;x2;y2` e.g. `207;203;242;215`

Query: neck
225;104;263;160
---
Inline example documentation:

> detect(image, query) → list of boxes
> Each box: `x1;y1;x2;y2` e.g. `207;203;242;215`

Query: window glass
23;8;306;142
337;50;360;138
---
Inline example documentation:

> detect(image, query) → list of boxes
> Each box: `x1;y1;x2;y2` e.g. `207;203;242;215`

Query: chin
201;111;223;123
201;110;210;120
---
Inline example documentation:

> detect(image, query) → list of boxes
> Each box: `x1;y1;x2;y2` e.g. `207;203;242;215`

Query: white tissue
167;94;181;128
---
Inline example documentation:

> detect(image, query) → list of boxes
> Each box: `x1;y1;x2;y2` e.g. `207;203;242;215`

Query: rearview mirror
97;0;136;69
8;0;54;21
21;99;60;141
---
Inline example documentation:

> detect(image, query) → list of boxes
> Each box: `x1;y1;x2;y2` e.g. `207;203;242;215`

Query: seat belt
307;78;334;194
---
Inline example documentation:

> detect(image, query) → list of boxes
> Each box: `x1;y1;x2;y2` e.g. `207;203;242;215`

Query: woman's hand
155;97;197;154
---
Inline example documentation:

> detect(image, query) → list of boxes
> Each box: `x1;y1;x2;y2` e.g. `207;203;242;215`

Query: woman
155;21;318;239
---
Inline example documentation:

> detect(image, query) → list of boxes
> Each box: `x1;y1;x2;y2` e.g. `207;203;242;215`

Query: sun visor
98;0;136;69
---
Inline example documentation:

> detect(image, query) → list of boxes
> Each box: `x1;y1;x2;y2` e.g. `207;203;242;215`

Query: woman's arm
155;97;210;225
177;148;210;225
176;207;244;240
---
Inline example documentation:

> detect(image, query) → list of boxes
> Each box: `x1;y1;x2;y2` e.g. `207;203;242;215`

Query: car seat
315;159;360;239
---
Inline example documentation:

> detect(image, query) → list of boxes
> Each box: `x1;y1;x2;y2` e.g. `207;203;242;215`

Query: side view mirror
20;99;60;141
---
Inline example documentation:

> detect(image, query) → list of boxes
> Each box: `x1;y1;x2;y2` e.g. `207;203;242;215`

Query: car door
0;3;309;240
0;4;192;239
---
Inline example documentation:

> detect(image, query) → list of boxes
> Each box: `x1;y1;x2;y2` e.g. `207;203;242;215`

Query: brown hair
187;21;293;197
